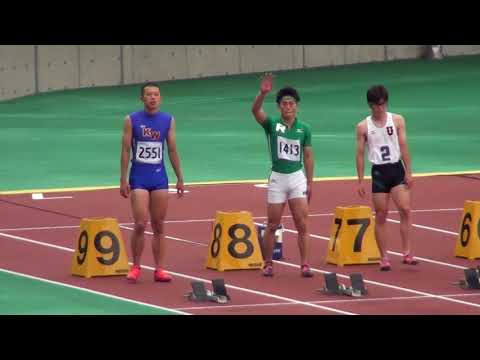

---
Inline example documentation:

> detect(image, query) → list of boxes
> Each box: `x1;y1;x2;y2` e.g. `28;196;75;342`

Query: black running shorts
371;161;406;193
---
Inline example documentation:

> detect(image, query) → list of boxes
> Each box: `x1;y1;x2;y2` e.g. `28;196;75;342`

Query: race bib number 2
277;136;301;161
136;141;162;164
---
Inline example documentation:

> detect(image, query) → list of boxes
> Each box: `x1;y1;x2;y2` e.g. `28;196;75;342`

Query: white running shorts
267;170;307;204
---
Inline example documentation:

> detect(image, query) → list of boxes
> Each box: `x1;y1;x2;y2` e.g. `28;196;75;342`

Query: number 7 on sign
331;217;371;252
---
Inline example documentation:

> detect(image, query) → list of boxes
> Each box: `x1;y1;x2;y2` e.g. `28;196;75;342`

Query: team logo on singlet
276;123;286;134
386;126;394;136
142;127;160;140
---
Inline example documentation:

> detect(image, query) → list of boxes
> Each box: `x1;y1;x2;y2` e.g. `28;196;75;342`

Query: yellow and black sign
326;206;381;266
71;218;129;278
206;211;264;271
455;200;480;260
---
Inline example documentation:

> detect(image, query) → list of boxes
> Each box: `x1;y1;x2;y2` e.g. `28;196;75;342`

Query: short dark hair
141;82;160;96
367;85;389;104
276;86;300;104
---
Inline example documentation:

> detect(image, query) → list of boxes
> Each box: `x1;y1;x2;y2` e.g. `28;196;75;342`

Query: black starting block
186;279;230;304
316;273;367;297
455;268;480;290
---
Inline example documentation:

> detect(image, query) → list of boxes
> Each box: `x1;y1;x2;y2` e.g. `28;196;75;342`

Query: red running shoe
262;261;273;277
380;258;391;271
403;253;418;265
127;264;141;283
154;268;172;282
301;264;314;278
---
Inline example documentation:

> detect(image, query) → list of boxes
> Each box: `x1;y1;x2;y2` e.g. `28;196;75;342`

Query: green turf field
1;54;479;192
0;270;181;315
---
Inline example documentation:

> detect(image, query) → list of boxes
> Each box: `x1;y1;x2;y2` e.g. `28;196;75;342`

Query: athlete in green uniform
251;73;315;277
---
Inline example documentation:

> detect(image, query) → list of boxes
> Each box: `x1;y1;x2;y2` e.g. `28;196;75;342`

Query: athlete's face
141;86;161;112
278;99;297;121
369;99;387;117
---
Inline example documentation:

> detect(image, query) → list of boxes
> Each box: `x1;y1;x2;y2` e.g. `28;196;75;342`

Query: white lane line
0;267;189;315
0;231;354;315
276;260;480;310
32;193;73;200
0;207;462;232
119;225;208;247
386;218;458;235
175;292;480;311
277;224;467;270
0;219;466;271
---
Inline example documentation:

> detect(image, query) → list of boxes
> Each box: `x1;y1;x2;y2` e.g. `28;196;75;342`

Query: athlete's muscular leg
264;203;286;263
149;190;169;268
130;189;150;266
390;184;412;254
288;197;309;265
372;193;390;259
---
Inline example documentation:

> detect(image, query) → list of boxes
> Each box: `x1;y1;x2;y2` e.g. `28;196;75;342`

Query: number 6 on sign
455;201;480;260
71;218;129;278
326;206;381;266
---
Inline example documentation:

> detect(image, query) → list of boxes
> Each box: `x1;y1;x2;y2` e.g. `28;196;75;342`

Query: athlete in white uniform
356;85;417;271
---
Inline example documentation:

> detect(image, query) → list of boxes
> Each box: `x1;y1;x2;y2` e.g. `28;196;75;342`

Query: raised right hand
260;73;273;94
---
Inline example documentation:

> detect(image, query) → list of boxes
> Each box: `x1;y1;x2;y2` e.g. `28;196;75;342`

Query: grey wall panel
291;45;304;69
443;45;480;56
79;45;121;88
122;45;134;84
345;45;385;64
130;45;189;83
304;45;345;67
186;45;240;78
0;45;35;100
238;45;301;73
37;45;79;92
386;45;424;60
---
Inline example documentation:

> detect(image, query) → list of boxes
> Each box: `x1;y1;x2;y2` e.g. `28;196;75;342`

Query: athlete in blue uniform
120;82;184;283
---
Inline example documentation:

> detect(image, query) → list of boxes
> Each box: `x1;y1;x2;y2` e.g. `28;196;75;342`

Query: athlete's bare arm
251;73;273;125
394;114;413;187
356;119;368;198
166;118;185;197
120;116;132;198
303;146;314;203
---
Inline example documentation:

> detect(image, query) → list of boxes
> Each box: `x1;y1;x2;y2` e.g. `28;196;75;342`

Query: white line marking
119;225;208;247
32;193;73;200
0;231;354;315
175;292;480;311
168;188;190;194
386;218;458;235
0;207;463;232
0;267;189;315
276;260;480;310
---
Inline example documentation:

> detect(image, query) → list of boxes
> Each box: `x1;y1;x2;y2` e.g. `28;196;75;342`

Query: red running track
1;174;480;314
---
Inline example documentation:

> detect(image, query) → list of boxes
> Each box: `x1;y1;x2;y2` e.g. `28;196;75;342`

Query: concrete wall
0;45;35;100
187;45;240;78
345;45;385;64
37;45;80;92
386;45;425;60
79;45;122;88
304;45;346;67
239;45;303;73
443;45;480;56
1;45;480;101
123;45;189;83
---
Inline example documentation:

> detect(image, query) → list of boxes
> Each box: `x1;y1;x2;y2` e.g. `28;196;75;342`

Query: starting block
454;267;480;290
316;273;368;297
186;279;231;304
